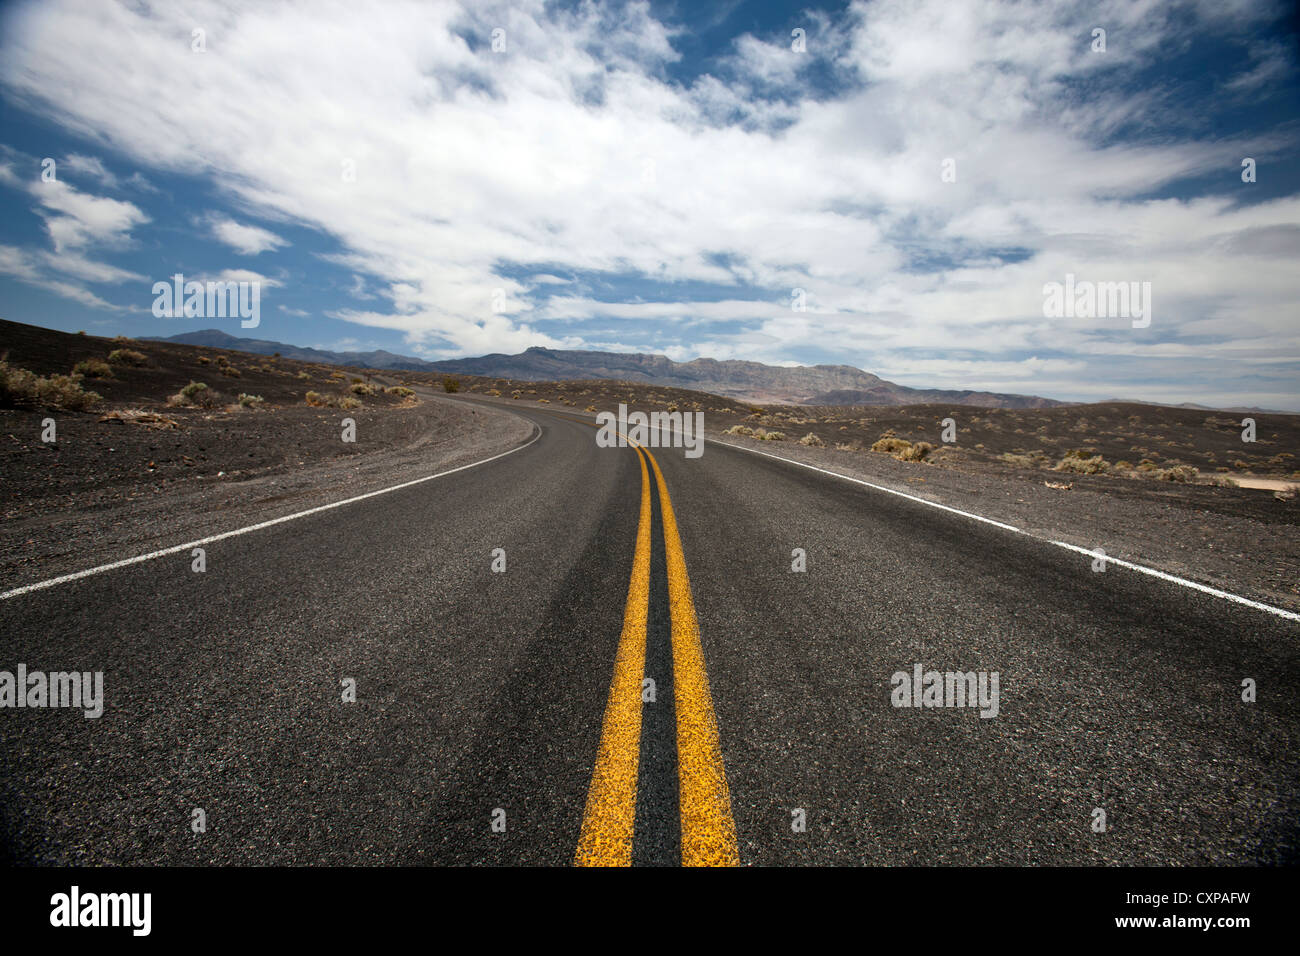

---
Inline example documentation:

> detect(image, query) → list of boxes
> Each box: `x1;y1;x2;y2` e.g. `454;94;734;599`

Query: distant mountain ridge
147;329;1066;408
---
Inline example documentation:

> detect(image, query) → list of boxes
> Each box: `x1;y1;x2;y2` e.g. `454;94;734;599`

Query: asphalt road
1;400;1297;865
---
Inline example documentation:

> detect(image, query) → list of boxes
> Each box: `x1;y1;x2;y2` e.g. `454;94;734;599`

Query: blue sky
0;0;1297;407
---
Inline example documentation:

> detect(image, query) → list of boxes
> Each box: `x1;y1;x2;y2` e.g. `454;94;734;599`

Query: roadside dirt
3;318;1294;610
458;389;1299;614
0;321;533;588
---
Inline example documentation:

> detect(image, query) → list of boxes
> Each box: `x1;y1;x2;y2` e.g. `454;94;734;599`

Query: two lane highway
1;400;1296;865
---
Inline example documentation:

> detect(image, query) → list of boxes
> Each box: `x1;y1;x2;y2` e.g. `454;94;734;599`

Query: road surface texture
1;399;1296;865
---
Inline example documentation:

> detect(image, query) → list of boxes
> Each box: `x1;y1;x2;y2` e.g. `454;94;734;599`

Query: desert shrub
799;433;825;447
304;390;331;407
537;397;550;404
197;356;211;365
73;358;114;379
350;382;375;396
487;388;502;396
1157;465;1198;482
1054;454;1109;475
237;393;264;408
724;424;755;436
170;380;219;408
215;355;229;367
386;386;415;398
757;429;786;441
99;408;179;429
443;378;461;393
1;359;103;410
999;453;1034;467
296;371;311;380
872;437;932;462
339;395;362;410
108;348;147;366
219;365;241;377
42;374;99;409
871;437;912;455
350;376;363;384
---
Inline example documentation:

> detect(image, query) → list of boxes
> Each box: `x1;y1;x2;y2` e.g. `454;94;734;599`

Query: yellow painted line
643;449;740;867
574;445;652;866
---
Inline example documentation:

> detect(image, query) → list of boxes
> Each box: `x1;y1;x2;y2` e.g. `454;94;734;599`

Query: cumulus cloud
33;179;147;252
0;0;1296;403
0;144;147;307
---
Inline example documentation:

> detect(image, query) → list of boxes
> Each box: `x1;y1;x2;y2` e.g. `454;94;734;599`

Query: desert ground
2;318;1296;609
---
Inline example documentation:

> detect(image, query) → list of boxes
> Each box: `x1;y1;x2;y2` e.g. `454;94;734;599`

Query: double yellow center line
574;442;739;867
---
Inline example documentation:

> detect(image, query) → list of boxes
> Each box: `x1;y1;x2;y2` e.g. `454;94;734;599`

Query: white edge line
1;425;542;601
1046;540;1300;622
708;437;1022;532
707;436;1300;623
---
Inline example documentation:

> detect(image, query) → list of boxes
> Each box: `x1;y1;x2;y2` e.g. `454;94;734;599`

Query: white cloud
348;274;376;300
60;153;118;188
209;215;288;255
32;179;147;251
199;268;282;288
125;171;158;193
0;0;1295;403
0;152;145;310
0;244;124;310
1224;40;1292;93
40;250;143;283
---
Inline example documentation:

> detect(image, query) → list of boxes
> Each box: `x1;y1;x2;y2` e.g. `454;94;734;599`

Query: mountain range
147;330;1066;408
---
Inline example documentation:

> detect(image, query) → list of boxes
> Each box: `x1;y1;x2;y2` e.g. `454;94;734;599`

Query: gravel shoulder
708;428;1300;616
468;394;1299;615
0;390;533;590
